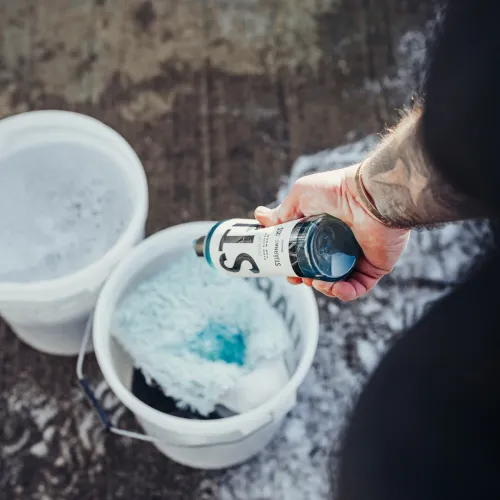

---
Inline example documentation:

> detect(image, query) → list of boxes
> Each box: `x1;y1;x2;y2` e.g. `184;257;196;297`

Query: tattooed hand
255;166;410;301
255;109;490;301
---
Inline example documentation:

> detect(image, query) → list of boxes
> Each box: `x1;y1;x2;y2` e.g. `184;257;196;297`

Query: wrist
354;161;405;228
344;163;409;232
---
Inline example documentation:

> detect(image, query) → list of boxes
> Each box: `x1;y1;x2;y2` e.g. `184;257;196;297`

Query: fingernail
255;206;270;217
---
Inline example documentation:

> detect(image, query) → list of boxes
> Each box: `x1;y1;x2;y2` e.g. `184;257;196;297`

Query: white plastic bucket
93;221;319;469
0;111;148;356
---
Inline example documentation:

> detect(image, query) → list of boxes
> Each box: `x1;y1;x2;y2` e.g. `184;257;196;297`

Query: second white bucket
93;221;319;469
0;111;148;356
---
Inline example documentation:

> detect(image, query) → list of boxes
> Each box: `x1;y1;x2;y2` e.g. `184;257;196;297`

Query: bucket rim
93;221;320;436
0;110;149;301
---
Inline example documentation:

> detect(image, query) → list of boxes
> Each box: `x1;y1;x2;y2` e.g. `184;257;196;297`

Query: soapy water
0;143;133;283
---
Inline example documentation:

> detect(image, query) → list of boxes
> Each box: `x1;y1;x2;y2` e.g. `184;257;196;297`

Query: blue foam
186;323;246;366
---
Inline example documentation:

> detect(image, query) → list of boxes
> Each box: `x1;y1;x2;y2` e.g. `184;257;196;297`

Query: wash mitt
113;253;290;416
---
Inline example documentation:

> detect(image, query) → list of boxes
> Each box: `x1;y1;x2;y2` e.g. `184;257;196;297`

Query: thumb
255;194;302;227
254;206;277;226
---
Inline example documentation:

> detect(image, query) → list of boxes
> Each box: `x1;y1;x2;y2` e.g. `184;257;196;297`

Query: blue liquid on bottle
292;214;361;282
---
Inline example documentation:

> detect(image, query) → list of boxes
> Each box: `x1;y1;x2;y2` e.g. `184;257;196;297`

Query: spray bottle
193;214;361;282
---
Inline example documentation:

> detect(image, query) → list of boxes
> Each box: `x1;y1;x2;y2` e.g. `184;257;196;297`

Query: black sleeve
420;1;500;213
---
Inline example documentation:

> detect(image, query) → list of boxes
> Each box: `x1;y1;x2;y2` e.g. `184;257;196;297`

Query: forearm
360;109;492;229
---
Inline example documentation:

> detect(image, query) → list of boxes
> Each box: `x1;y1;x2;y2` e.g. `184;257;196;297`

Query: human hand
254;164;410;301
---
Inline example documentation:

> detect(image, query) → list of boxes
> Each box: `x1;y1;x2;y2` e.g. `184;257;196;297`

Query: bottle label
206;218;301;278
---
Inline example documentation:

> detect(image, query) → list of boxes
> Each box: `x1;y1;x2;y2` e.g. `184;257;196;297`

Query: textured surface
113;253;290;415
1;1;488;499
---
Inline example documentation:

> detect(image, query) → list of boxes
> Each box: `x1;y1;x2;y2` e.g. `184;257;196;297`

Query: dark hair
421;1;500;214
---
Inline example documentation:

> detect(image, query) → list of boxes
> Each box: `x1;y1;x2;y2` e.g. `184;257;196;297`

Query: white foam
0;142;133;283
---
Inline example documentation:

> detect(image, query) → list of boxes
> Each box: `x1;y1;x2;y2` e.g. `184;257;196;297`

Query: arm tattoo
361;110;490;229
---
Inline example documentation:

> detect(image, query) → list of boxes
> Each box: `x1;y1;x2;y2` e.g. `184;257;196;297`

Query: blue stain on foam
186;323;246;366
112;253;290;416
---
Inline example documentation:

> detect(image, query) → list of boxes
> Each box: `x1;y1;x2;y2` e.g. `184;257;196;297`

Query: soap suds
0;143;133;283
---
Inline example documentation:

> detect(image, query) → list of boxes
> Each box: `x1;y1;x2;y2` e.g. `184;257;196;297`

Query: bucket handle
76;315;292;448
76;314;157;443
